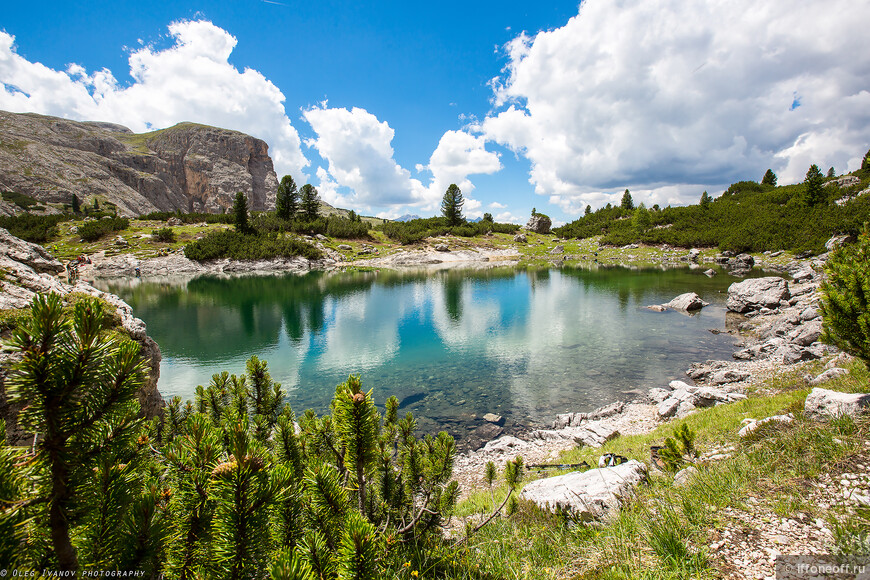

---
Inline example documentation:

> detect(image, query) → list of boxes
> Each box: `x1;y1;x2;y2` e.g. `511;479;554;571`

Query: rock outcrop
804;388;870;420
0;229;163;444
520;460;647;520
726;276;791;313
524;214;551;234
0;110;278;216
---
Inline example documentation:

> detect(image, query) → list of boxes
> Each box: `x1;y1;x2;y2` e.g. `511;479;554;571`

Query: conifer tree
621;189;634;210
441;184;465;226
72;193;81;214
632;202;651;234
333;375;379;513
585;205;592;216
803;164;825;206
761;169;777;186
276;175;300;221
699;190;711;209
5;293;147;571
300;184;320;221
233;192;250;233
863;149;870;172
820;227;870;368
827;166;835;178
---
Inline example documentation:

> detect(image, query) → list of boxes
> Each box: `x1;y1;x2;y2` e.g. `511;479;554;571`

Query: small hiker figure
135;266;141;278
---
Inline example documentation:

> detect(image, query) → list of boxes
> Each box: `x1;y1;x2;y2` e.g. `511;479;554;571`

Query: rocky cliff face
0;111;278;216
0;228;164;445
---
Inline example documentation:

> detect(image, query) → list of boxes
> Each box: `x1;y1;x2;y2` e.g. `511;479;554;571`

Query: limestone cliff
0;110;278;216
0;228;163;445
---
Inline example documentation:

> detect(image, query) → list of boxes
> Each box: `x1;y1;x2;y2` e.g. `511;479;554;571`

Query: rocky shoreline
449;242;849;500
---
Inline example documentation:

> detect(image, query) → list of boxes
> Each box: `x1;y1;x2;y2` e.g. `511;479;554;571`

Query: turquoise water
98;266;747;438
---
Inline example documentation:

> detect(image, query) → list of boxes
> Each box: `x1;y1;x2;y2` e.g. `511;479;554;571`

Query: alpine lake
97;265;761;446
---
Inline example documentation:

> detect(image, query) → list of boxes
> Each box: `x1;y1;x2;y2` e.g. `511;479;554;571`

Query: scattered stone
166;217;183;226
519;460;647;520
434;244;450;252
738;413;794;438
465;423;504;451
704;269;717;277
664;292;709;311
711;369;751;385
825;234;855;252
483;413;505;426
647;388;672;404
550;245;565;254
513;233;527;243
646;305;667;312
481;435;525;454
825;175;860;188
804;388;870;420
726;277;791;313
337;244;352;251
674;465;698;487
114;235;129;248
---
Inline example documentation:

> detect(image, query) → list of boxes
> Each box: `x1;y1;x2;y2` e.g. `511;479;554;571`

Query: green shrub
379;217;519;244
326;217;371;239
140;210;233;224
183;230;323;262
0;213;69;243
1;191;40;210
821;227;870;368
151;227;176;243
77;217;129;242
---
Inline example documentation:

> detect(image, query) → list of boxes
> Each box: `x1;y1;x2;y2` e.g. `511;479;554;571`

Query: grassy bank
450;360;869;579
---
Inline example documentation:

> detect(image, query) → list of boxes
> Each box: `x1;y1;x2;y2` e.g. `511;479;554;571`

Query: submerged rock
665;292;709;311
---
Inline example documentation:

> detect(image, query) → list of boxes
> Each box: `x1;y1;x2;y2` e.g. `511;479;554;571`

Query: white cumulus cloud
0;20;308;179
483;0;870;212
305;104;501;214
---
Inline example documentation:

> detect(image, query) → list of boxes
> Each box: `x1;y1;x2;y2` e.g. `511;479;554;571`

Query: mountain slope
0;111;278;216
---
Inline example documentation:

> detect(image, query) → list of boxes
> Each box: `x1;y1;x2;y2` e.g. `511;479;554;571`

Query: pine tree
276;175;299;221
699;191;711;209
441;184;465;226
585;205;592;216
233;192;250;233
761;169;778;186
333;375;379;514
863;149;870;172
632;202;651;234
482;212;493;223
300;184;320;221
5;293;147;571
72;193;81;214
827;167;836;179
820;227;870;368
803;164;825;206
621;189;634;211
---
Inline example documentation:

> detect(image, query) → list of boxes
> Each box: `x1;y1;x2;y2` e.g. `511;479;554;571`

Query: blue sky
2;0;869;223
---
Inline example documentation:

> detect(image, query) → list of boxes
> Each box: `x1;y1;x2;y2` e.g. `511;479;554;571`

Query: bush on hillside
820;227;870;368
183;229;323;261
0;213;69;243
379;217;520;245
151;227;176;243
77;217;129;242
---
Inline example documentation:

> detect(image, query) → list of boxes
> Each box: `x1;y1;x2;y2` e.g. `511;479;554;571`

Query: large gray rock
524;214;552;234
520;460;647;520
805;388;870;420
0;228;65;274
809;368;849;385
726;277;791;313
665;292;709;311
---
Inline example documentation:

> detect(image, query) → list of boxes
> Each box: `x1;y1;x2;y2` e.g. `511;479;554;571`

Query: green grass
451;359;870;579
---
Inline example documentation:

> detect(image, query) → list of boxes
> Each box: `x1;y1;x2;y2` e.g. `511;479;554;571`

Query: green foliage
0;212;69;243
151;227;176;243
658;424;696;472
863;149;870;172
72;193;81;214
554;172;870;253
827;167;836;178
761;169;777;186
183;230;323;262
233;192;250;233
441;184;465;226
820;228;870;368
699;190;711;209
632;202;651;234
803;164;826;207
276;175;300;221
482;212;493;223
326;217;372;240
77;216;130;242
585;205;592;216
2;190;41;210
621;189;634;211
4;293;147;570
301;184;320;221
380;216;519;245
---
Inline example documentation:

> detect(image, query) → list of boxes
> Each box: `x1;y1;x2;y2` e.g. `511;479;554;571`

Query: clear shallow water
98;266;747;438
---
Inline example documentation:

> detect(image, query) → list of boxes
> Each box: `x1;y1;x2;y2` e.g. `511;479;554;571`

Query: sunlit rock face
0;110;277;216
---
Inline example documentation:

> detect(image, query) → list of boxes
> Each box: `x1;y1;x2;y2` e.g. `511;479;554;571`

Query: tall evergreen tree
632;202;651;233
585;205;592;216
233;192;250;233
699;190;711;209
300;184;320;221
761;169;777;186
803;164;825;206
827;166;836;179
863;149;870;172
620;189;634;211
441;184;465;226
276;175;299;220
72;193;81;214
